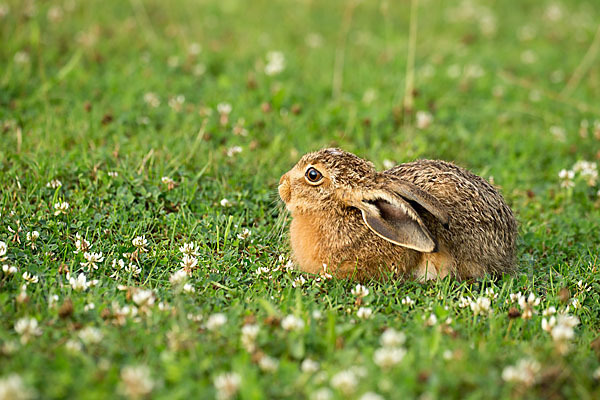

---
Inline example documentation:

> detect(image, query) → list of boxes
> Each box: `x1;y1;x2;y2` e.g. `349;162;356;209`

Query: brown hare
278;148;517;281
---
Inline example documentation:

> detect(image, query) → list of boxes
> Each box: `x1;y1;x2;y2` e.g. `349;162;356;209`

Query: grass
1;0;600;398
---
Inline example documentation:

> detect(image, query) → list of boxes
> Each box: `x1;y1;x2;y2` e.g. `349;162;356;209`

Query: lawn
1;0;600;398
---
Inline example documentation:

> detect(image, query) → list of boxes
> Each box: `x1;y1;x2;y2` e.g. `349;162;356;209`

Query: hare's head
279;148;450;253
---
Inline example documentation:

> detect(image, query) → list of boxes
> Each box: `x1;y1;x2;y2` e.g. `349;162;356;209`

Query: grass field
1;0;600;398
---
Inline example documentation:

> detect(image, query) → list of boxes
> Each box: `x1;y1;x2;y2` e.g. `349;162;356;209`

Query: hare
278;148;517;281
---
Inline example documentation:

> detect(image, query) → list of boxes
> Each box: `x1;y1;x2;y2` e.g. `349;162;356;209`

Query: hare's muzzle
278;174;291;204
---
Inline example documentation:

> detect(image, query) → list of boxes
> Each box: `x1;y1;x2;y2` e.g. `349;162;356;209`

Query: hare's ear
359;193;437;253
389;181;449;227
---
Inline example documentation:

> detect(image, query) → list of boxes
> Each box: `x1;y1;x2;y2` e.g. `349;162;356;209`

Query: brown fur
278;148;518;281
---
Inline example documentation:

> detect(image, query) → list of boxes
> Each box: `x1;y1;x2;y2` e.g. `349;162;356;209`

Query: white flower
542;306;556;317
53;201;70;215
108;171;118;178
0;373;35;400
22;271;39;285
356;307;373;319
330;370;357;395
550;314;579;342
502;358;540;387
206;313;227;331
256;266;270;276
14;317;42;344
415;111;433;129
213;372;241;400
484;287;498;300
292;275;306;288
188;42;201;56
2;264;17;274
373;347;406;369
457;296;471;308
182;283;195;293
65;339;83;353
161;176;176;188
180;255;198;272
120;365;154;399
401;296;415;307
132;236;148;252
470;297;491;316
311;388;333;400
226;146;242;158
26;231;39;242
382;159;395;169
0;241;7;259
84;302;95;312
125;263;142;276
143;92;160;108
217;103;232;115
311;310;323;320
78;326;103;345
425;314;437;326
70;273;91;291
380;328;406;348
169;269;188;286
264;51;285;76
301;358;320;373
281;315;305;331
81;251;104;271
236;228;251;240
132;289;155;308
518;293;541;319
220;198;232;207
74;233;91;254
360;392;384;400
351;284;369;298
240;324;259;352
46;179;62;189
168;95;185;111
258;355;279;372
558;169;575;189
179;242;199;256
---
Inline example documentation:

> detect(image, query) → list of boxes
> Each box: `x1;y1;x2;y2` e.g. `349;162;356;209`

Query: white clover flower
22;271;39;285
46;179;62;189
558;169;575;189
351;284;369;298
213;372;241;400
53;201;70;215
240;324;259;352
311;388;333;400
425;314;437;326
264;51;285;76
108;171;119;178
120;365;154;399
502;358;540;387
74;233;91;254
518;293;541;319
0;241;7;259
124;263;142;276
0;373;35;400
258;355;279;372
168;95;185;111
457;296;471;308
330;370;357;396
382;159;395;169
301;358;320;373
415;111;433;129
180;255;198;273
541;316;556;333
236;228;251;240
179;242;199;256
26;231;39;243
292;275;306;288
380;328;406;348
81;251;104;271
226;146;242;158
132;289;155;308
169;269;188;286
182;283;196;293
217;103;232;115
161;176;176;189
484;287;498;300
470;297;491;316
14;317;42;344
281;315;305;331
65;339;83;353
78;326;103;345
356;307;373;319
2;264;17;274
550;314;579;342
143;92;160;108
542;306;556;317
84;302;95;312
206;313;227;331
220;198;232;207
256;266;270;276
373;347;406;369
132;236;148;252
401;296;415;307
360;392;384;400
311;310;323;320
70;272;91;291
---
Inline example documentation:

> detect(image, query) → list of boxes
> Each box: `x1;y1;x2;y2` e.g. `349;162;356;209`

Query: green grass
1;0;600;398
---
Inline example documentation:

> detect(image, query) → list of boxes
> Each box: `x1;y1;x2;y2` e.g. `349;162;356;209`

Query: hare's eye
305;167;323;185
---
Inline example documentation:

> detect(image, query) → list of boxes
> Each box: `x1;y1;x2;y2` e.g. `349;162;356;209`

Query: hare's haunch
278;148;517;281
